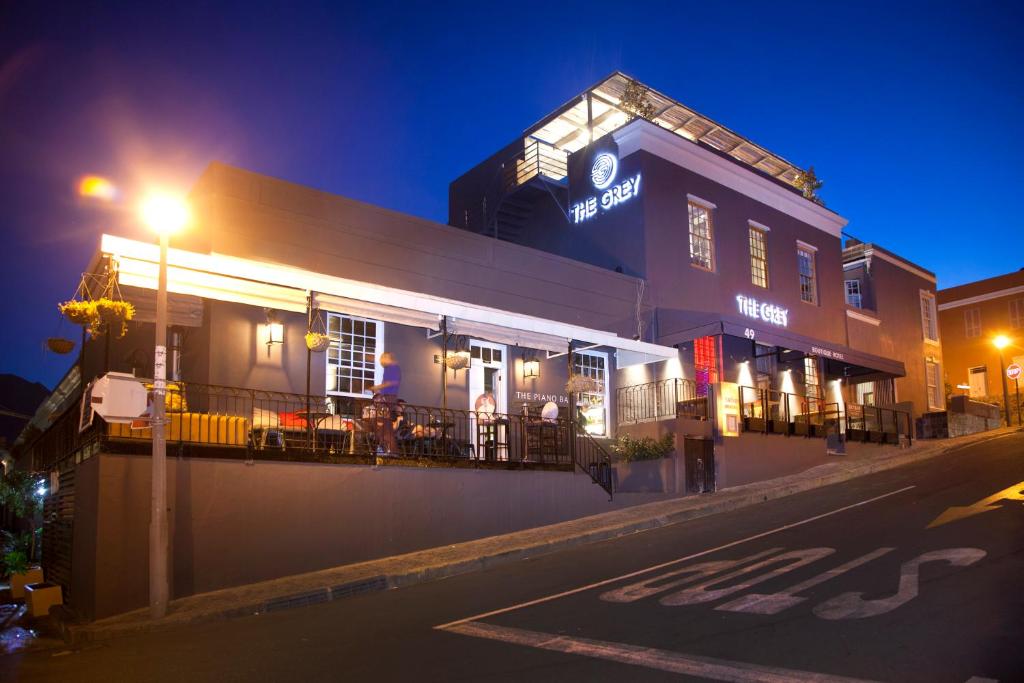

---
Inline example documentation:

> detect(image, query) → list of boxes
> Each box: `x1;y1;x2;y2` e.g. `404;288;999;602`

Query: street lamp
993;335;1011;427
140;192;189;619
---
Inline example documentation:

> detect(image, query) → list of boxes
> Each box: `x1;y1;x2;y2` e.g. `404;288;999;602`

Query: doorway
469;340;507;459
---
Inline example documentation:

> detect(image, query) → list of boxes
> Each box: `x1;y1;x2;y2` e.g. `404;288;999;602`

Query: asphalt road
5;431;1024;682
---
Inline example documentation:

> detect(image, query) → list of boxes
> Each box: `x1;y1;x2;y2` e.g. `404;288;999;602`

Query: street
5;431;1023;682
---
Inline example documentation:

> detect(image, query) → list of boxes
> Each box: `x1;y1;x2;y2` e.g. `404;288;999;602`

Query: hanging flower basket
58;300;93;326
566;374;599;394
305;332;330;352
445;353;470;371
46;337;75;355
58;298;135;339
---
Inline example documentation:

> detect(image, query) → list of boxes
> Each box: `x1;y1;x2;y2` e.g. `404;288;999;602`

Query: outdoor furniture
476;416;509;461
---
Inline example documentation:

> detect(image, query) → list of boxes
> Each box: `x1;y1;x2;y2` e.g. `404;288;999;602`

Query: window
693;336;718;397
964;308;981;338
748;226;769;288
844;279;862;308
920;291;938;342
573;350;608;436
1011;298;1024;329
804;356;821;412
326;313;382;397
688;201;714;270
797;245;817;304
925;360;942;410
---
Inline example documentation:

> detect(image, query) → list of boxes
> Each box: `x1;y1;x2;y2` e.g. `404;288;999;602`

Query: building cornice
938;284;1024;311
861;247;936;284
614;121;848;238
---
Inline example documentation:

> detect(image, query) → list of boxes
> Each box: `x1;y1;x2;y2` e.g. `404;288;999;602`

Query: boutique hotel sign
736;294;789;327
571;152;641;224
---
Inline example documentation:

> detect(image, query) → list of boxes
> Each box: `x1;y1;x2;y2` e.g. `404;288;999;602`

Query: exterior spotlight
993;335;1010;350
265;309;284;355
141;193;190;236
524;356;540;379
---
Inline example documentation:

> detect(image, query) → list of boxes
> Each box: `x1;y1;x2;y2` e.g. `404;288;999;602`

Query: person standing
369;352;402;454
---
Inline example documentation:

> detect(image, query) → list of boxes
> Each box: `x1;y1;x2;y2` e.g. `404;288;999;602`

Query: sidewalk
56;427;1018;645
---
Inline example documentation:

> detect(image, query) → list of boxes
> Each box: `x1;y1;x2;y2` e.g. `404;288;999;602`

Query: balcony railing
23;380;614;496
737;386;912;443
502;139;568;192
617;378;708;426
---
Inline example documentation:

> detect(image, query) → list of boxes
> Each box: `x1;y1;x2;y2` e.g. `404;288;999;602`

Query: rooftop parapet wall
186;162;648;338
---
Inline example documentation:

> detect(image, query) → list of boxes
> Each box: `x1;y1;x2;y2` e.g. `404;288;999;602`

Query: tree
619;78;656;122
0;470;46;573
795;166;825;205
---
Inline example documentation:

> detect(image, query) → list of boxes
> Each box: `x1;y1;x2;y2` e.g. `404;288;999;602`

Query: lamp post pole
150;231;170;619
998;347;1010;427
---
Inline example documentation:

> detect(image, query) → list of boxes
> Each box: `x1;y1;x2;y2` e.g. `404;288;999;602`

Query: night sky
2;1;1021;389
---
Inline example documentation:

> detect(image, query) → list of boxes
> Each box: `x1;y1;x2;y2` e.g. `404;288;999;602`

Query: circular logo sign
1008;363;1022;381
590;153;618;190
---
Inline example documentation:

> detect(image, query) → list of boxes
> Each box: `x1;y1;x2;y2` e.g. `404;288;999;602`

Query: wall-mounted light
523;355;540;380
265;309;284;356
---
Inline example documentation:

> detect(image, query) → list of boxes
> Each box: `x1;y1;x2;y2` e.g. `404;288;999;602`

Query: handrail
502;139;568;192
571;425;614;499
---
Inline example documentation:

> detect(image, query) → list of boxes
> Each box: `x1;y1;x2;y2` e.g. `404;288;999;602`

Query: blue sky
1;1;1021;388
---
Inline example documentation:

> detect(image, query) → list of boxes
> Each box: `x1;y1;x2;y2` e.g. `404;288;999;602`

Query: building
937;268;1024;406
842;239;944;417
17;72;936;620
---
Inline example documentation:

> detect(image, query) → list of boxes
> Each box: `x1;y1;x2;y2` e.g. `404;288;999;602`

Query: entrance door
968;366;987;398
684;437;715;493
469;341;507;459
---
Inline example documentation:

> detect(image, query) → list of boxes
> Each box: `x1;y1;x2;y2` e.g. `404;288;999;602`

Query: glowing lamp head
141;193;189;236
993;335;1010;350
523;357;540;379
78;175;118;201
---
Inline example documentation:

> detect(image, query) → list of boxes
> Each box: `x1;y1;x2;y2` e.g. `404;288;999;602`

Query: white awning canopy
102;234;677;365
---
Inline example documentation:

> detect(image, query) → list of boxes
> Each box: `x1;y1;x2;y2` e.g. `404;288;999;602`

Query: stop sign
1008;363;1023;381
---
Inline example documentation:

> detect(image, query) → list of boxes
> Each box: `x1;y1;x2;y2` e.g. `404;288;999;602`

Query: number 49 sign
1008;363;1022;381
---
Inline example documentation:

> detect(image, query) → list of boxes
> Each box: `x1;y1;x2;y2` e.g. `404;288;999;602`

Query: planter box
9;567;43;600
769;420;791;435
24;582;62;618
792;422;810;437
743;417;767;432
847;428;868;442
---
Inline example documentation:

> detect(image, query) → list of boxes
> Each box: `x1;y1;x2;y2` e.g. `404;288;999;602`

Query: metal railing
502;139;568;192
22;380;614;494
737;386;911;443
617;378;707;426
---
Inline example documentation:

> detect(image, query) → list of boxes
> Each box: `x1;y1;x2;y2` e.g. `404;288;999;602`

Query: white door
469;341;507;459
968;366;987;398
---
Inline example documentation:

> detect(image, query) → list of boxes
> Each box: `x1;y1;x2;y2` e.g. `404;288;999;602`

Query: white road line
444;621;879;682
434;485;916;630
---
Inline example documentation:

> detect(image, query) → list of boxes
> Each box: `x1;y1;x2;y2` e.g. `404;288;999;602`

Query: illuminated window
844;280;862;308
694;336;718;396
748;226;769;288
920;291;938;342
804;356;821;412
688;202;714;270
326;313;382;397
1010;299;1024;329
925;360;942;410
573;350;608;436
964;308;981;338
797;245;817;304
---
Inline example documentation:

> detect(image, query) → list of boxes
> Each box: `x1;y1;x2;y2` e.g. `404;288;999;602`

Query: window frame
1010;298;1024;329
687;199;715;272
748;223;769;289
844;279;862;308
797;242;818;305
325;312;384;398
963;307;981;339
925;359;942;410
573;349;610;436
919;290;939;343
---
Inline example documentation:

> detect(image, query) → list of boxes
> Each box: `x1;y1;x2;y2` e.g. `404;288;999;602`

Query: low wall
75;453;678;620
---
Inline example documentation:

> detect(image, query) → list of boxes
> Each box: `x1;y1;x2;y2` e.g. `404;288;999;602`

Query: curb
57;427;1018;646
